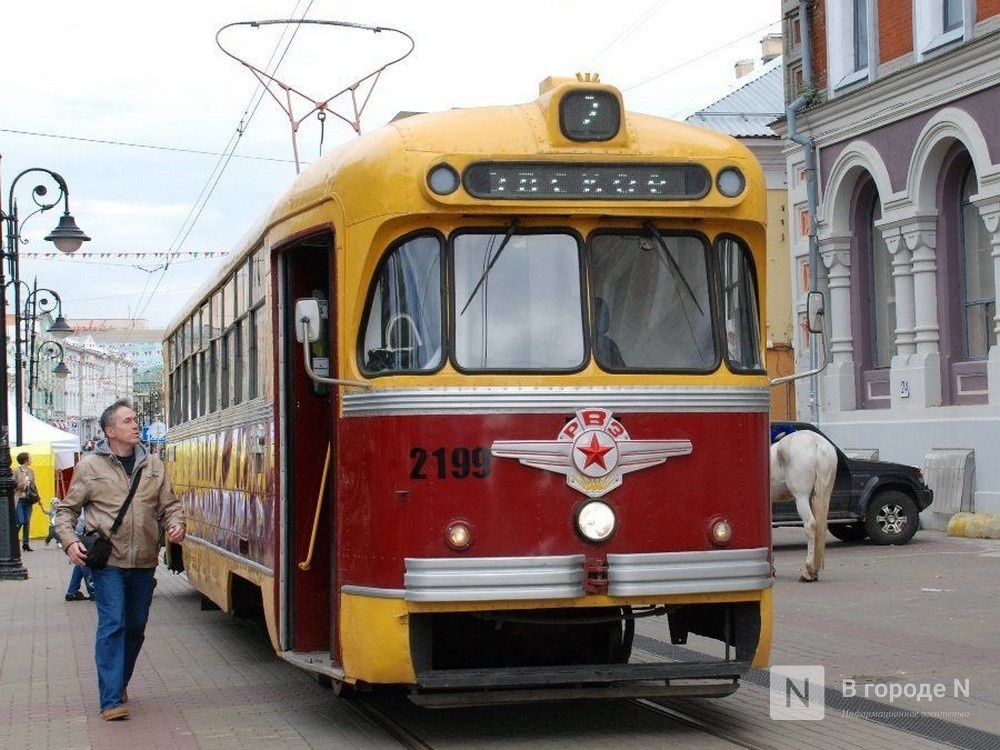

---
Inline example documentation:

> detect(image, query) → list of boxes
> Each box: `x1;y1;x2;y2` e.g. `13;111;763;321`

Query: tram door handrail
298;443;332;571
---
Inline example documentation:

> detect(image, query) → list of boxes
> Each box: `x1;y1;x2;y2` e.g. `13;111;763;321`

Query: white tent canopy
8;400;82;469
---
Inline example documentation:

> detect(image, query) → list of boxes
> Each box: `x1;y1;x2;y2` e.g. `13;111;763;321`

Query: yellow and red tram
163;74;773;705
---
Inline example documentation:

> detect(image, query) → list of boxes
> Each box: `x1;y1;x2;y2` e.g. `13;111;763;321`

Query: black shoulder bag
79;468;144;570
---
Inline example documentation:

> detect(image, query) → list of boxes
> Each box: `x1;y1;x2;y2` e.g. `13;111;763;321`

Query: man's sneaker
65;592;86;601
100;705;129;721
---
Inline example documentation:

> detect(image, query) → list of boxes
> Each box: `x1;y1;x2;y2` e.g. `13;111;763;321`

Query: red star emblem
576;433;613;469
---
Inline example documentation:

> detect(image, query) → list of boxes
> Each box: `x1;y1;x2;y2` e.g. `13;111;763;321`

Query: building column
878;219;921;409
977;199;1000;405
897;216;942;407
819;236;855;412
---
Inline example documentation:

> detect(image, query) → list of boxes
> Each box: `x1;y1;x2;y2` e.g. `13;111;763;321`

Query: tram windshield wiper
642;220;705;317
459;219;520;315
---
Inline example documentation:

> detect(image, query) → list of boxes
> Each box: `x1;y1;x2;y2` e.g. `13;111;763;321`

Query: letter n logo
769;665;825;720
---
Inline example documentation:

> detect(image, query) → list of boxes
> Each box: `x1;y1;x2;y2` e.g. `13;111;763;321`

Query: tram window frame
220;334;230;409
208;337;219;413
588;229;720;373
236;260;250;313
223;276;237;327
169;362;181;424
190;353;201;419
250;247;266;305
198;350;208;416
716;234;765;374
231;319;244;406
200;301;211;345
450;227;588;374
192;308;202;351
248;302;263;399
358;231;446;377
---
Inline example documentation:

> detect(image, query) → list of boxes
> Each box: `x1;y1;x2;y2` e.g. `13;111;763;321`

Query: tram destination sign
463;161;711;200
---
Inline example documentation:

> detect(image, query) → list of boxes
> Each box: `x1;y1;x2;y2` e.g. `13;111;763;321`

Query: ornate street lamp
21;283;74;421
31;340;71;421
0;166;89;580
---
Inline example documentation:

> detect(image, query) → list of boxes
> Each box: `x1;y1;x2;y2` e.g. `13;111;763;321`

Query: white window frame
827;0;878;95
914;0;974;61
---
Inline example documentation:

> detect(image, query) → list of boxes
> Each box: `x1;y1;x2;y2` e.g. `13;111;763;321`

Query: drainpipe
785;0;821;424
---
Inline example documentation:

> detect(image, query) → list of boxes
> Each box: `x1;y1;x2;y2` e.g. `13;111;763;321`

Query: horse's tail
810;439;837;573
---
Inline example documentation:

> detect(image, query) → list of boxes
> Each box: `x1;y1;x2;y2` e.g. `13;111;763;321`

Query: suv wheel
829;522;867;543
864;491;919;545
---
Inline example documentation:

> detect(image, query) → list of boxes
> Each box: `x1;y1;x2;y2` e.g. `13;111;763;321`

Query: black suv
770;422;934;545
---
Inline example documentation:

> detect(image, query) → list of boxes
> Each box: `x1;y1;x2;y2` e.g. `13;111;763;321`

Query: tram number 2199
410;446;491;480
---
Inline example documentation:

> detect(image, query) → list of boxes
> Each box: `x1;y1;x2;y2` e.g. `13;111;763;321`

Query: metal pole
0;164;88;580
0;162;27;579
25;279;38;416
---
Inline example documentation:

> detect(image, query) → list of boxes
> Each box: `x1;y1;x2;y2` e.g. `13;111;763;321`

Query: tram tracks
350;691;760;750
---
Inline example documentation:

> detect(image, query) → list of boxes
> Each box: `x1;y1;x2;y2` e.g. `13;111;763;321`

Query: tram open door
279;240;341;679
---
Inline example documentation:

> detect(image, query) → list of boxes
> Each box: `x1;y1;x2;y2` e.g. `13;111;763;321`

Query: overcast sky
1;0;779;330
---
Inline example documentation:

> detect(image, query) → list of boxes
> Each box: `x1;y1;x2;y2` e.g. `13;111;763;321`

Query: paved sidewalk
3;530;999;749
0;542;396;750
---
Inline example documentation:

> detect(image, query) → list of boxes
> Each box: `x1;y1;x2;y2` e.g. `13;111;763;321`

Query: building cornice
773;31;1000;147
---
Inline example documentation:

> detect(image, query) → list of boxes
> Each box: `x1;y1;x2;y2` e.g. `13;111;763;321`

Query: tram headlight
427;163;460;195
445;521;473;551
716;167;746;198
576;501;616;542
708;517;733;546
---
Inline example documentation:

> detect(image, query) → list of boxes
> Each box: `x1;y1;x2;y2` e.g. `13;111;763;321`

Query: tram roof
166;78;761;335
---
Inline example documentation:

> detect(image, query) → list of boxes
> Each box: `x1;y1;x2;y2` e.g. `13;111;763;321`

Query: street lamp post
0;165;89;580
31;340;71;422
21;282;74;420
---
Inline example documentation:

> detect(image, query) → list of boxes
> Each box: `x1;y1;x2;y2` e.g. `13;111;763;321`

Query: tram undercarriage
401;601;763;707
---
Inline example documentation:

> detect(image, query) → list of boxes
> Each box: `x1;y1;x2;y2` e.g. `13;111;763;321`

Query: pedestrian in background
46;498;61;547
13;452;36;552
65;506;95;601
55;399;185;722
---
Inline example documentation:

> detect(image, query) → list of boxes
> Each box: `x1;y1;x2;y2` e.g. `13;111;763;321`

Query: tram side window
208;338;219;413
453;232;585;370
590;233;716;371
718;236;763;371
360;235;444;374
231;320;244;405
248;306;261;399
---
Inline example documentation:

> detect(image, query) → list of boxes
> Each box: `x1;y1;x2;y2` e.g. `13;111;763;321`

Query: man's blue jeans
91;566;156;711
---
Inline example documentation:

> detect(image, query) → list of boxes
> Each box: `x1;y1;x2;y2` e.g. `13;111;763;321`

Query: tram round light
576;501;616;542
427;163;460;195
446;521;473;550
709;518;733;546
716;167;746;198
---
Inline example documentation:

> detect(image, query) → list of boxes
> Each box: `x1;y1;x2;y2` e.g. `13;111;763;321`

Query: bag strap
108;467;144;537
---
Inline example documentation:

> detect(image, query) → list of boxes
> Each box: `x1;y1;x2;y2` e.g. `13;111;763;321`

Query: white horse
770;430;838;582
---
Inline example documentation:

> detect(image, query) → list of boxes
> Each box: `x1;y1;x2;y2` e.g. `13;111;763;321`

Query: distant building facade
47;319;163;442
776;0;1000;514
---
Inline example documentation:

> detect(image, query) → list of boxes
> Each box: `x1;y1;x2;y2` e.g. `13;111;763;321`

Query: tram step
414;659;749;690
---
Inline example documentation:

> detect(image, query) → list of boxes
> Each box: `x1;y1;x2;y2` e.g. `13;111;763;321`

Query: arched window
960;166;995;360
869;200;895;369
850;174;892;409
938;149;993;404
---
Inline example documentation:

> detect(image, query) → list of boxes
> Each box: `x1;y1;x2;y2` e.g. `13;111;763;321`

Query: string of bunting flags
19;251;229;260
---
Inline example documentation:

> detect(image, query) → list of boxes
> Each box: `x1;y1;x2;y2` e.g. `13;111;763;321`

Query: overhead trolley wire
129;0;315;326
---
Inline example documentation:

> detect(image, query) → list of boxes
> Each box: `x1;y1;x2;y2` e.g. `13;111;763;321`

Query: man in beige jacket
55;398;185;722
